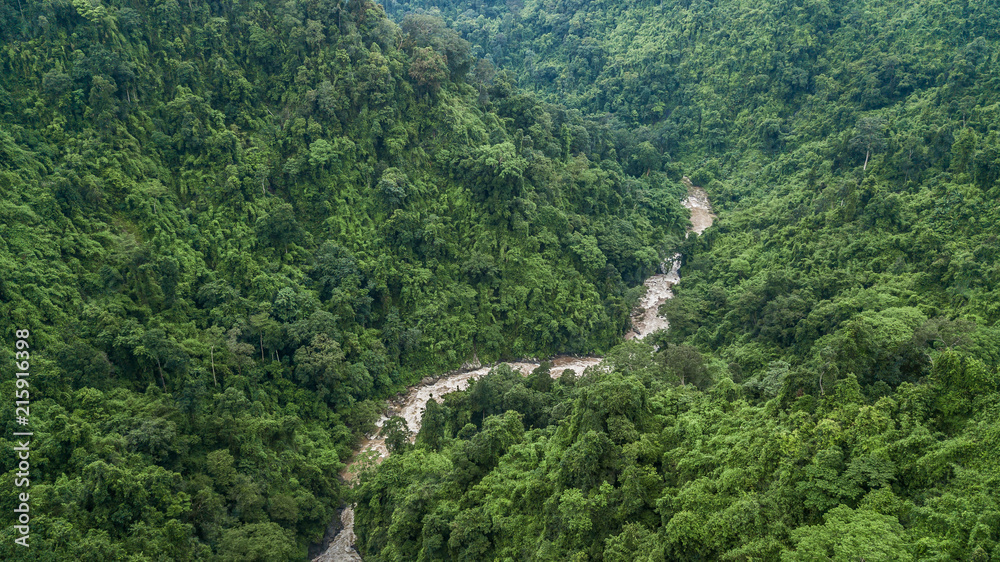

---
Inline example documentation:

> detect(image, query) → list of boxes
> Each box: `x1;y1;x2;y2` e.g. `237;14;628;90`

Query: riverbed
312;183;713;561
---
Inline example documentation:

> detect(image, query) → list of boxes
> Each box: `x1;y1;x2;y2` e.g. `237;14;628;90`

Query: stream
312;182;713;561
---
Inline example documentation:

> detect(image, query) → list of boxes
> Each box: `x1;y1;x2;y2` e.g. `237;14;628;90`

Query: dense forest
352;0;1000;560
1;0;999;559
0;0;688;558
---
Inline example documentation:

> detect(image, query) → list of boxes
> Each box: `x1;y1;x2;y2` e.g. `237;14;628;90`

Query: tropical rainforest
1;0;999;560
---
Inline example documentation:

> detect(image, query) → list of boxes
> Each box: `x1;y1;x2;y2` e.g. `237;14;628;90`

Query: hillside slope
353;0;1000;560
0;0;686;558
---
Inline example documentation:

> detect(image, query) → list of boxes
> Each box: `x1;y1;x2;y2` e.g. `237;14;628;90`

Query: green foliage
353;4;1000;559
380;415;413;454
784;506;911;561
0;0;686;558
356;345;1000;560
5;0;1000;558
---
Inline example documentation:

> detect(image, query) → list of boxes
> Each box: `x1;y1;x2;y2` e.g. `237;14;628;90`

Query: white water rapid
312;181;713;561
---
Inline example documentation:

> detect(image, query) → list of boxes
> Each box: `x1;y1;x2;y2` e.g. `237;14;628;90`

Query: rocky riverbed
312;182;714;561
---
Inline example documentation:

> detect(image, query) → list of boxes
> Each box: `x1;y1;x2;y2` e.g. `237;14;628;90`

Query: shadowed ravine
312;183;713;561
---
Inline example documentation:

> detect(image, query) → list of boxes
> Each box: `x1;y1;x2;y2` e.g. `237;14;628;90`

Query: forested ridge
2;0;999;560
0;0;688;558
353;0;1000;560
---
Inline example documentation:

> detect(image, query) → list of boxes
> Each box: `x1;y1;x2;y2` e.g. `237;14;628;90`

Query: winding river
312;182;713;561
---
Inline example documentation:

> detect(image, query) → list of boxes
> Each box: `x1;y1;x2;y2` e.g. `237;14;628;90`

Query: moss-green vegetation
0;0;685;558
3;0;999;558
355;0;1000;559
358;345;1000;560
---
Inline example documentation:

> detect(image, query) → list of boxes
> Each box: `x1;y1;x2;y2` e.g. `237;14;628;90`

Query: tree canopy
3;0;1000;558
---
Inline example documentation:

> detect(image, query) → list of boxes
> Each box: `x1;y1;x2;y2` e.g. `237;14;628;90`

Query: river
312;181;713;561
